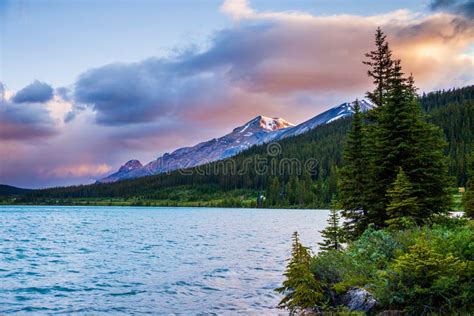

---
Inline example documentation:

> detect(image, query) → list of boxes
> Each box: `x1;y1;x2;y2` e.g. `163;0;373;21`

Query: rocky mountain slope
99;116;294;183
99;100;373;183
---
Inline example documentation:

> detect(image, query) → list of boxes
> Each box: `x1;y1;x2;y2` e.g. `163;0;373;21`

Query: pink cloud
38;163;112;178
2;1;473;188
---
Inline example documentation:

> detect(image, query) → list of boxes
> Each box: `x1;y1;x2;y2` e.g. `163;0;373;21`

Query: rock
341;287;377;312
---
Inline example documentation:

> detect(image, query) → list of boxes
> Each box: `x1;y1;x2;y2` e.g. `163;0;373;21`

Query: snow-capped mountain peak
236;115;294;134
257;116;295;131
275;99;375;138
98;99;374;183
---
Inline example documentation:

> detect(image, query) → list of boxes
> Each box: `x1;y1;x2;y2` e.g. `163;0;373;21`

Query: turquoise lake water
0;206;329;314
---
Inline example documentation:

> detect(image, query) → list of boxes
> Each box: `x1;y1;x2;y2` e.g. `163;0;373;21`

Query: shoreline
0;202;329;210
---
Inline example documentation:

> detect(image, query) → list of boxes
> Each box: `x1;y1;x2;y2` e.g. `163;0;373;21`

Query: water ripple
0;205;328;314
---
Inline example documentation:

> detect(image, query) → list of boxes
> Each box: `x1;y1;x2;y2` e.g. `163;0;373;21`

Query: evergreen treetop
363;27;394;109
385;167;420;229
318;203;346;251
276;232;324;312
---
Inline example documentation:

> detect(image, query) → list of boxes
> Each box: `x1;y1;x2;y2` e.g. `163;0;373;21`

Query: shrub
380;236;473;314
346;226;400;277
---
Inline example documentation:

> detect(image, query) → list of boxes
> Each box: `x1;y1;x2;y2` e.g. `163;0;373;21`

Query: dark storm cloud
431;0;474;18
12;80;54;103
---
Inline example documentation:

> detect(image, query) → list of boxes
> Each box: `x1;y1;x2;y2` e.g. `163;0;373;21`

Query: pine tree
287;175;299;205
363;27;394;109
361;27;398;227
367;59;451;226
267;177;280;206
276;232;324;313
316;167;324;206
339;100;370;238
386;168;420;229
327;166;338;202
302;172;315;205
318;203;346;251
362;31;451;227
464;153;474;219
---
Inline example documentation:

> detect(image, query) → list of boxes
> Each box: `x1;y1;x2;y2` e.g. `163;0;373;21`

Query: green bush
379;236;473;314
346;226;400;280
306;221;473;313
310;250;354;304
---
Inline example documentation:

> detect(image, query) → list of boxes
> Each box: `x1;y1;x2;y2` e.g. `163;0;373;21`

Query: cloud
74;60;178;125
0;81;75;142
0;109;121;188
0;99;57;141
12;80;54;103
56;87;72;102
430;0;474;18
74;2;473;127
39;163;112;178
220;0;254;20
0;82;4;101
211;2;474;94
3;1;474;188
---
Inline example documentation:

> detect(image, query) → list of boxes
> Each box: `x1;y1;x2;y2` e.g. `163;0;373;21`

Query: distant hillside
0;184;32;196
16;85;474;207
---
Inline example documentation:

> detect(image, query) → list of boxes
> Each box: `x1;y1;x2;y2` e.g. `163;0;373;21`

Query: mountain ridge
99;100;374;183
99;116;295;183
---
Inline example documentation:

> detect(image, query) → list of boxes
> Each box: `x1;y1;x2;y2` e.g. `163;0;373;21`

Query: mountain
0;184;32;196
273;100;373;140
99;159;143;183
99;116;294;183
99;100;374;183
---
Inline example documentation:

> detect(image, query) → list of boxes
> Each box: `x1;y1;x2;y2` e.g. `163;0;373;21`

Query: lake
0;206;329;314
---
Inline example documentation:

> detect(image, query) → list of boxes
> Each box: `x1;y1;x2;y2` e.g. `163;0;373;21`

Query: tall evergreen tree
276;232;324;313
361;27;398;228
361;30;451;227
464;153;474;219
386;168;420;229
339;100;370;238
318;202;346;251
363;27;394;109
368;59;451;226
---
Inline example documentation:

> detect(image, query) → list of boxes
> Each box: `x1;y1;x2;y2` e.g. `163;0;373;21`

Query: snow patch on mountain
98;99;374;183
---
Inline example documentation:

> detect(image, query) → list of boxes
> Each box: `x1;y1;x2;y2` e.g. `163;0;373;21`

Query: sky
1;0;473;188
